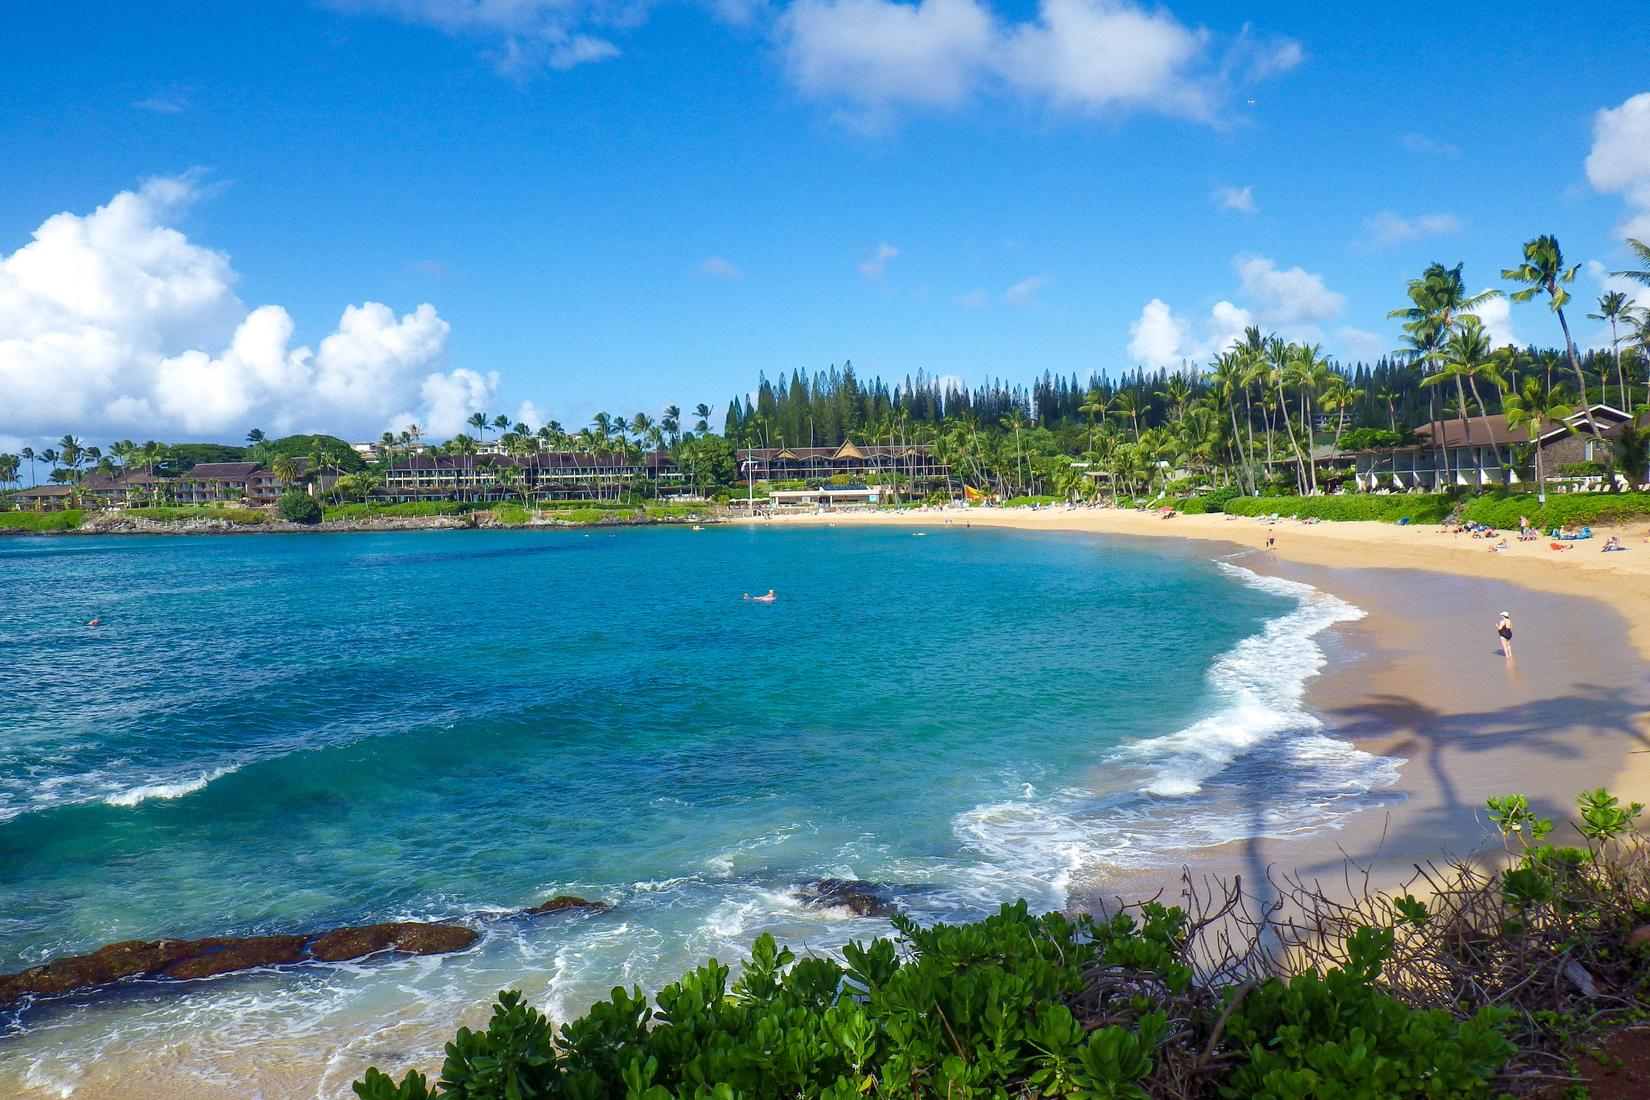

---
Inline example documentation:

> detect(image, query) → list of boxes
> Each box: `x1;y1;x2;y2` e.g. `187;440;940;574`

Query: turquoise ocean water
0;526;1399;1094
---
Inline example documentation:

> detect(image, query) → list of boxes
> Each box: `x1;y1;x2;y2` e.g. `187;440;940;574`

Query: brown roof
392;451;671;472
16;485;73;498
739;444;928;460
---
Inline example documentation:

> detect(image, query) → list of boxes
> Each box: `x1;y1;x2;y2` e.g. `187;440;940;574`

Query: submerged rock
796;879;897;918
0;920;480;1006
160;935;309;980
522;895;611;916
309;922;478;962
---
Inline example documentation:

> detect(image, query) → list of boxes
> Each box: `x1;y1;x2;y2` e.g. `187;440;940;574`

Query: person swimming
743;590;776;602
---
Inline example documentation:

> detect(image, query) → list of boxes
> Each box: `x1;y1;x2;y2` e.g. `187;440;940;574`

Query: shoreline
752;507;1650;894
0;512;726;537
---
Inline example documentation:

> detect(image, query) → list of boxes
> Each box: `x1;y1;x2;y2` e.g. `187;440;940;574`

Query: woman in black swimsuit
1496;611;1513;658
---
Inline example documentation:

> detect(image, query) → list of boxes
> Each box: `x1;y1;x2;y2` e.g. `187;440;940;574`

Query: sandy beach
755;506;1650;899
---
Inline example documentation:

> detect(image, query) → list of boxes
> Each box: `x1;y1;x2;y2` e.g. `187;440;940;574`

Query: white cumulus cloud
779;0;1298;126
1233;253;1343;327
696;255;744;278
1212;184;1255;213
0;175;493;444
858;241;900;279
1586;91;1650;239
1473;294;1518;350
333;0;627;73
1126;296;1248;368
1355;210;1463;251
1003;274;1050;306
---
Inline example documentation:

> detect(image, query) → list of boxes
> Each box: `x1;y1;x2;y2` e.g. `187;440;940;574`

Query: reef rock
310;922;478;962
522;895;611;916
796;879;896;918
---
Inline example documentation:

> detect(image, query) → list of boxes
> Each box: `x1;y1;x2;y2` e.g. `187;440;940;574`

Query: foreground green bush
277;491;323;524
0;509;85;532
1224;494;1453;524
1462;491;1650;531
491;504;531;526
355;898;1515;1100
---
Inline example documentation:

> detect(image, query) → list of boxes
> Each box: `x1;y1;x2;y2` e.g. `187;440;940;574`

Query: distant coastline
0;506;726;537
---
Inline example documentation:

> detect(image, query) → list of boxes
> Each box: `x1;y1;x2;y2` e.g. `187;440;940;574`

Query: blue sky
2;0;1648;446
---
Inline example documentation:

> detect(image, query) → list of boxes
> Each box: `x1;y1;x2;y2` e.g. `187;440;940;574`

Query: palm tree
1612;423;1650;490
1077;388;1106;454
1375;386;1401;432
1589;290;1633;411
467;412;490;441
0;453;19;492
1504;235;1599;433
246;428;265;445
693;403;712;434
270;455;301;489
1611;238;1650;287
1503;377;1572;503
19;447;35;488
1109;391;1142;442
492;414;510;436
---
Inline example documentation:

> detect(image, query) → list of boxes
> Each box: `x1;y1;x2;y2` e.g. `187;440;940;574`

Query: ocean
0;525;1400;1095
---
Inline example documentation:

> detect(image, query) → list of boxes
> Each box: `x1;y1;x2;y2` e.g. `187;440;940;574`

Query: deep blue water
0;525;1396;1095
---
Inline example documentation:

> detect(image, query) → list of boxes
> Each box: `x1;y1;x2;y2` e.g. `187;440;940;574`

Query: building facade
378;452;681;502
737;442;950;489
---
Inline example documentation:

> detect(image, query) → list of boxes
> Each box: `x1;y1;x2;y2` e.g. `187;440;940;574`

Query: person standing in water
1496;611;1513;658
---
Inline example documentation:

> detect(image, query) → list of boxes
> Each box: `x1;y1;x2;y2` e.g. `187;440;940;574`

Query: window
1585;440;1597;461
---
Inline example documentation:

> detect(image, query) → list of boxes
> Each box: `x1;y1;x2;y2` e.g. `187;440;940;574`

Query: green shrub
0;509;85;532
1462;492;1650;531
1223;926;1513;1098
1555;461;1608;478
277;491;322;524
1338;427;1417;451
353;894;1524;1100
1175;486;1242;515
491;504;530;526
1003;495;1063;507
1224;494;1454;524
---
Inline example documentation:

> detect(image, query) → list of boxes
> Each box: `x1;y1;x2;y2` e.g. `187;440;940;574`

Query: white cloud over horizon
1126;254;1344;368
696;255;744;278
0;176;497;445
1586;91;1650;240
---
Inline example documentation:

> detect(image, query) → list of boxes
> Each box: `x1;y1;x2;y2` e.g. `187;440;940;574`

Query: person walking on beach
1496;611;1513;658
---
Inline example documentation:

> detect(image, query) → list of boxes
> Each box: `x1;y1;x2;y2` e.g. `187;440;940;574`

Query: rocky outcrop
521;895;611;916
309;922;478;962
795;879;897;918
0;921;479;1006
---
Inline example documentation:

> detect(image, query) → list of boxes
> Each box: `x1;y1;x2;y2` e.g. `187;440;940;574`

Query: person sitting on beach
1489;539;1508;552
1603;536;1626;552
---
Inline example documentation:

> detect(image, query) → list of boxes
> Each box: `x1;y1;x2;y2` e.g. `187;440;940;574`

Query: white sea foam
102;767;236;808
1122;562;1365;798
947;560;1401;899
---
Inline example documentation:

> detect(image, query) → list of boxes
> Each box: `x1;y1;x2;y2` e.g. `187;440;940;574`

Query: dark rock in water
0;921;479;1005
796;879;896;918
160;935;309;980
0;938;199;1002
310;922;478;962
523;895;611;916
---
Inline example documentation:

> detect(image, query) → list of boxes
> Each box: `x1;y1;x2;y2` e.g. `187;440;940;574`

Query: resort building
378;451;682;502
1349;405;1641;491
9;459;332;511
737;442;950;490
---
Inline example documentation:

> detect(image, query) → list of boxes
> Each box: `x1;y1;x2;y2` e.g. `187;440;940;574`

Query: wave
1121;562;1366;798
102;767;237;808
948;561;1402;895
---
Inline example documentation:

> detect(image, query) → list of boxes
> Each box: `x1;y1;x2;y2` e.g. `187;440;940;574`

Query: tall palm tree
1109;391;1142;442
693;403;713;434
19;447;35;488
1390;262;1501;487
1611;238;1650;287
1589;290;1633;411
1503;377;1572;503
1375;386;1401;432
0;453;19;492
1077;387;1106;455
1504;235;1599;433
246;428;265;445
